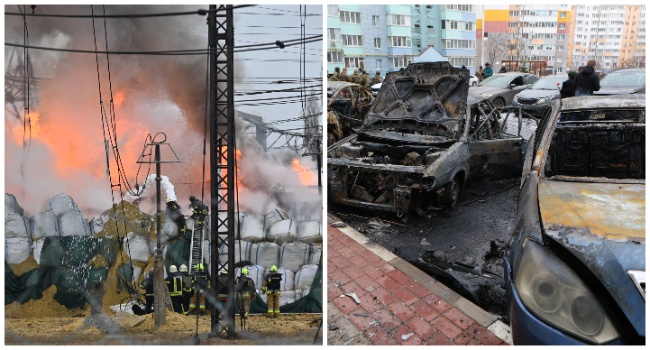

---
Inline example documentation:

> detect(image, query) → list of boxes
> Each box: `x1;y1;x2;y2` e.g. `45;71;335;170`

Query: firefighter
165;265;184;314
235;267;256;319
179;264;193;315
139;271;154;314
165;199;186;234
262;265;282;318
191;263;210;315
216;268;229;313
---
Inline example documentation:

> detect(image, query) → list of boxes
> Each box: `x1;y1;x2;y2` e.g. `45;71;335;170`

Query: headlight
515;239;619;343
536;98;549;105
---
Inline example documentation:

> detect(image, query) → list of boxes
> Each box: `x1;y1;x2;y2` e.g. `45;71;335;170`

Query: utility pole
136;137;180;328
208;4;236;338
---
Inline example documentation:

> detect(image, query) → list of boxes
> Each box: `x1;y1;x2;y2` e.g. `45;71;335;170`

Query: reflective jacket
166;272;183;297
235;276;256;297
263;273;283;291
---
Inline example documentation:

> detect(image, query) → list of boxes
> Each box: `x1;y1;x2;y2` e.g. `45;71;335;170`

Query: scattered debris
328;325;339;331
478;199;487;203
432;251;445;260
420;238;431;246
332;222;347;228
352;312;369;317
401;332;414;340
368;219;390;229
343;334;359;345
345;293;361;304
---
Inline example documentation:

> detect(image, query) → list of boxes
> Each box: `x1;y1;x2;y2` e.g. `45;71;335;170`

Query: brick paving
328;223;509;345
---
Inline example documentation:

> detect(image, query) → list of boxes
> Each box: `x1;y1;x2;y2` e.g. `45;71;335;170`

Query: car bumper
503;257;623;345
510;101;550;117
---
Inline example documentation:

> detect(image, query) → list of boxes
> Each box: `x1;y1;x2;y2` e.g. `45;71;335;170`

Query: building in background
327;4;644;80
569;5;646;71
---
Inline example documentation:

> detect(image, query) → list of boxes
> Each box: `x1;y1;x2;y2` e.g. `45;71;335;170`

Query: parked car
328;62;530;216
594;67;645;95
504;95;645;345
327;81;374;145
470;72;539;108
370;82;382;96
512;74;569;118
469;75;479;86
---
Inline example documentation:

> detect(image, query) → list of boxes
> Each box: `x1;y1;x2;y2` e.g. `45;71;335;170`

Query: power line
4;37;322;55
5;5;254;19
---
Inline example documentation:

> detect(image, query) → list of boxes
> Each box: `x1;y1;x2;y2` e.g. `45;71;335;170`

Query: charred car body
328;62;529;215
504;95;645;344
327;81;374;145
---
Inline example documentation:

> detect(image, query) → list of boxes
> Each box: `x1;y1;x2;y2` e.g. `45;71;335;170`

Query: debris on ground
332;222;346;228
345;293;360;304
401;332;414;340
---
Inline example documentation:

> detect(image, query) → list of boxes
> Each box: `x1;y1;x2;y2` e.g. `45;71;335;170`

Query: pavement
327;214;512;345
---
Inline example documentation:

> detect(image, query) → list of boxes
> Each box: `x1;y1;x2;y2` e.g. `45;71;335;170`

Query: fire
113;90;126;108
11;111;43;143
291;158;317;186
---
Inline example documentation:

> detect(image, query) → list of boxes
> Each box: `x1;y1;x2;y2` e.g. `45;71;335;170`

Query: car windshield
479;75;515;87
531;75;567;90
600;71;646;87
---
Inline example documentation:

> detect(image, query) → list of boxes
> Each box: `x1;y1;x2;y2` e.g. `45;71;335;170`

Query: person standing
482;63;494;79
560;70;578;98
371;70;382;85
574;60;600;96
330;67;340;81
165;265;184;314
477;66;484;82
340;68;349;82
179;264;193;315
235;267;257;319
191;263;210;315
262;265;283;318
499;65;507;73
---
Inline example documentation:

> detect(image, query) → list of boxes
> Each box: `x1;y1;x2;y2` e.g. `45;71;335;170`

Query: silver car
512;74;569;118
470;72;539;108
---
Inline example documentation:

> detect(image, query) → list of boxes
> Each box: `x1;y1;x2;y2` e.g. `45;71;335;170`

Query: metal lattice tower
208;4;236;338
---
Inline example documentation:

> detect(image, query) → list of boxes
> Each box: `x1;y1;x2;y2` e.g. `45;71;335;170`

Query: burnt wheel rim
494;98;505;108
448;179;459;208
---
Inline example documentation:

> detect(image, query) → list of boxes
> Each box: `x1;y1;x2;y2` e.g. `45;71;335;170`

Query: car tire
444;176;461;209
493;98;505;109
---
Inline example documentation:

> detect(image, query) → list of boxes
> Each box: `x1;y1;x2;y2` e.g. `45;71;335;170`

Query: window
560;12;567;18
341;34;363;46
450;21;458;30
559;23;566;29
390;36;412;47
465;22;474;31
374;38;381;48
390;14;410;26
392;57;412;68
446;5;473;12
372;15;379;27
327;28;340;42
327;51;343;63
558;46;564;52
444;39;476;49
556;57;562;63
344;57;363;69
327;5;338;17
449;57;475;67
441;20;445;29
558;34;565;41
340;11;361;24
376;59;383;70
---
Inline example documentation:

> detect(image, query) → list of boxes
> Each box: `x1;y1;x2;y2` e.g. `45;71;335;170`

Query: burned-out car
504;95;645;344
327;81;374;145
327;62;529;216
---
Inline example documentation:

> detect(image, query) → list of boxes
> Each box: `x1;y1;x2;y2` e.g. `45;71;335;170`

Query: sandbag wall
215;208;323;308
5;193;121;308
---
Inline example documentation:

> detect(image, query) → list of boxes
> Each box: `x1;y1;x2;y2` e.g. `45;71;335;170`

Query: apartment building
326;5;412;77
570;5;646;71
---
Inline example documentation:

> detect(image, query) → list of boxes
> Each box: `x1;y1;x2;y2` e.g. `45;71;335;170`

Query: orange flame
291;158;316;186
12;111;43;143
113;90;126;108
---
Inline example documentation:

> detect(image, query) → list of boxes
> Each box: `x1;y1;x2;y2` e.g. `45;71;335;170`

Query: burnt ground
329;177;522;322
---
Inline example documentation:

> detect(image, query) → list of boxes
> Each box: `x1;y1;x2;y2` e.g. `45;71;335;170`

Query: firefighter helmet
179;264;188;273
195;263;204;271
269;265;278;272
242;267;249;276
169;265;178;273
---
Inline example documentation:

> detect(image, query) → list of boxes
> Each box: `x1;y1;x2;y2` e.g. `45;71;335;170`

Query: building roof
413;45;448;63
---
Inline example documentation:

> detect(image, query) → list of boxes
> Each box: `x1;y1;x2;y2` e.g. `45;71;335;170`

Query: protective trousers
190;289;206;314
267;290;281;317
238;294;251;318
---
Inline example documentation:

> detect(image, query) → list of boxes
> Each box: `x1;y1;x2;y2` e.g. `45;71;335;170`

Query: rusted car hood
363;61;469;139
538;179;645;334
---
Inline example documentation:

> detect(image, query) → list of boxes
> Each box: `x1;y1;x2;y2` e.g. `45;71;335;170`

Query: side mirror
510;84;516;89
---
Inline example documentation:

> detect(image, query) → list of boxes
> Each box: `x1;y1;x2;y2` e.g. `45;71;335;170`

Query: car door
467;106;525;180
502;75;530;104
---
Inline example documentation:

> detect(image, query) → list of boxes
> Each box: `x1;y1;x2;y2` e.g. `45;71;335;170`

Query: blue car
504;95;645;345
